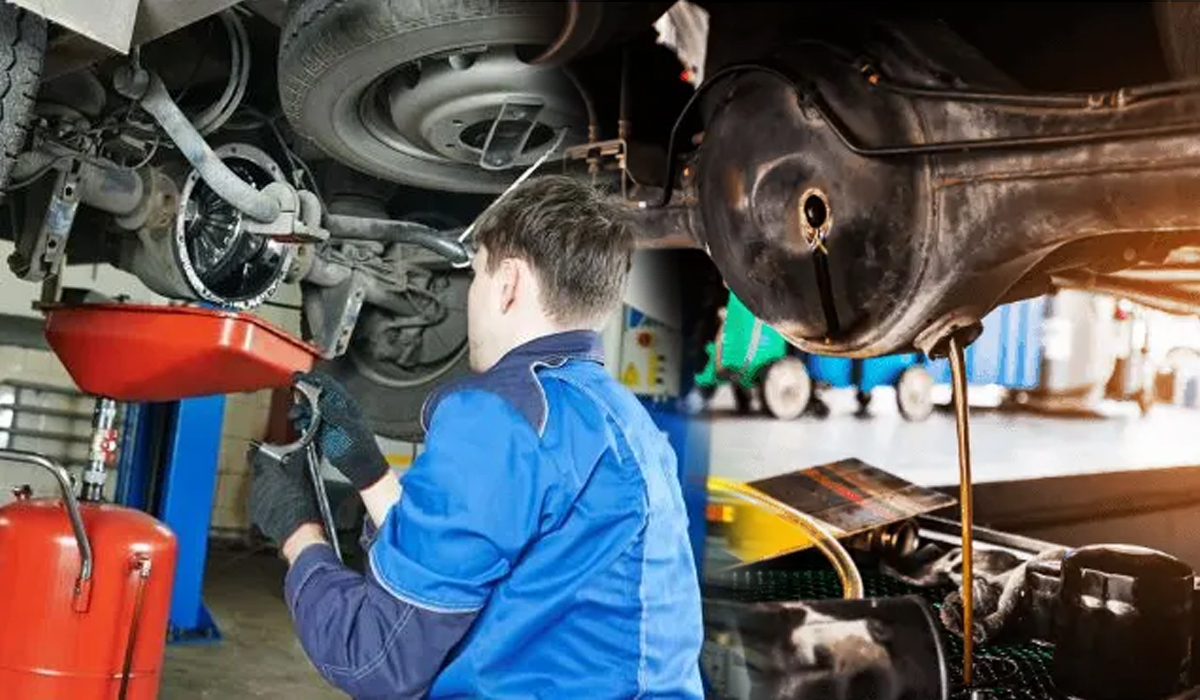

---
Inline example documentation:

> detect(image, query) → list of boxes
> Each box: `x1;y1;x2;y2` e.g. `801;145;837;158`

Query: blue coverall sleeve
284;389;554;698
368;389;555;613
285;544;476;699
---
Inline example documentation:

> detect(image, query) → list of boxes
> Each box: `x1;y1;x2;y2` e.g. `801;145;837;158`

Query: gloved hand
248;445;321;548
290;371;389;491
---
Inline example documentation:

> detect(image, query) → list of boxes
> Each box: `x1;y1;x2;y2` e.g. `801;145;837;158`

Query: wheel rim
350;45;585;191
763;359;811;419
898;366;935;418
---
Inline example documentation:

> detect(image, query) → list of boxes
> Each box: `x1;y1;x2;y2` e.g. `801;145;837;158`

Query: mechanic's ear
497;257;520;314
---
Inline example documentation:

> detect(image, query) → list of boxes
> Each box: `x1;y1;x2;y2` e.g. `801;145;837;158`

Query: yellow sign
621;362;640;387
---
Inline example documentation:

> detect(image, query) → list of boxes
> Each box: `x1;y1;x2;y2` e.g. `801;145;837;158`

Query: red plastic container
43;303;319;401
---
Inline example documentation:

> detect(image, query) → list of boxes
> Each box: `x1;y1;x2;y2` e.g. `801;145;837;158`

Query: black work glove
248;446;321;548
290;371;390;491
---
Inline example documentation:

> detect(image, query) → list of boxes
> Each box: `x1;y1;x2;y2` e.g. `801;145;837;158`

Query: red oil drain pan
43;303;319;402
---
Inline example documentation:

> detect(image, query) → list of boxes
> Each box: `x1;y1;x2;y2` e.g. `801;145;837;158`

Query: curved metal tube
325;214;469;264
708;476;864;599
115;68;281;223
0;449;93;584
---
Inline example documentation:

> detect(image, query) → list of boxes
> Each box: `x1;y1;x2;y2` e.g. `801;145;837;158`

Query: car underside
4;0;1200;439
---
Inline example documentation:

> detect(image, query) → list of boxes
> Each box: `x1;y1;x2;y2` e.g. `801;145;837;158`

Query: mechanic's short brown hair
474;175;633;324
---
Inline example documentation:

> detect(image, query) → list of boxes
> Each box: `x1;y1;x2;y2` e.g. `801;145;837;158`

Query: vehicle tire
761;357;811;420
278;0;584;193
0;6;44;192
896;365;935;422
733;385;753;415
314;264;472;442
320;341;470;442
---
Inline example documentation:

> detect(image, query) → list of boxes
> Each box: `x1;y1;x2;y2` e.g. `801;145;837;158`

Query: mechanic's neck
501;315;595;359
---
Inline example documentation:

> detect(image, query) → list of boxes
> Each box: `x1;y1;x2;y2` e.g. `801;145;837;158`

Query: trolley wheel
896;365;936;421
854;389;873;418
761;357;812;420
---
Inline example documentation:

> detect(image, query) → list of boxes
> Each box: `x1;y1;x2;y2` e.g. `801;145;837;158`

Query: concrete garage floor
161;546;341;699
707;386;1200;487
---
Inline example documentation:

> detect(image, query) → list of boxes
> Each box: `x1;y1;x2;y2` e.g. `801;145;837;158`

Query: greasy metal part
324;215;468;264
528;0;603;66
701;596;949;700
624;203;702;249
1021;558;1061;646
707;476;864;599
916;515;1058;558
1052;270;1200;318
10;0;137;53
528;1;675;67
253;381;342;562
112;66;282;224
130;0;243;48
82;397;119;502
302;266;369;360
11;147;145;217
116;145;296;309
171;143;295;307
948;335;975;687
687;21;1200;358
1055;545;1194;700
0;449;93;586
77;163;144;217
846;519;920;562
33;164;80;282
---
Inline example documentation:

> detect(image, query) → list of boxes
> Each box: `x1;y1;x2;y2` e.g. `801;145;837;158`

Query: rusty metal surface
11;0;137;53
680;20;1200;358
15;0;237;53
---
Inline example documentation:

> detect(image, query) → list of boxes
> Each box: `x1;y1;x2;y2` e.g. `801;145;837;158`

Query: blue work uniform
284;330;704;699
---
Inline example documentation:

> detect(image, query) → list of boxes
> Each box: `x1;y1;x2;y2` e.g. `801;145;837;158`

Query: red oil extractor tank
0;450;177;699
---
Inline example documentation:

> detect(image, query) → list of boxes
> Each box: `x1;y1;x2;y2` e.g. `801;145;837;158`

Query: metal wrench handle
254;380;342;563
293;380;343;563
306;441;342;562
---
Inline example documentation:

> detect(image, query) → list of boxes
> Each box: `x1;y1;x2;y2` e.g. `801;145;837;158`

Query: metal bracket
303;269;369;359
478;100;546;171
564;137;631;198
11;160;82;282
241;183;329;243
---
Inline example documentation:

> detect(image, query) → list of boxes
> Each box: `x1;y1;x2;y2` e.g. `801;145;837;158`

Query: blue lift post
118;395;226;643
159;394;226;643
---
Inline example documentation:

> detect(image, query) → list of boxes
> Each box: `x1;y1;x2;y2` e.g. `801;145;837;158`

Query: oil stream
949;335;976;687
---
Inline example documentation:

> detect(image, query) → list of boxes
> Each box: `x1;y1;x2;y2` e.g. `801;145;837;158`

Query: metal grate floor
710;568;1063;700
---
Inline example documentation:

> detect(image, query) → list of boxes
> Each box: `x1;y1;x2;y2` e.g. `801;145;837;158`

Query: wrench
253;380;342;562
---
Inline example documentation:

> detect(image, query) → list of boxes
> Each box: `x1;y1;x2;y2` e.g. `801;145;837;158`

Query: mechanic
248;175;705;699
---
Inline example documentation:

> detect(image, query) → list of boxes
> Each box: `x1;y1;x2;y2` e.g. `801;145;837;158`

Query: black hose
651;64;797;208
325;214;469;264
